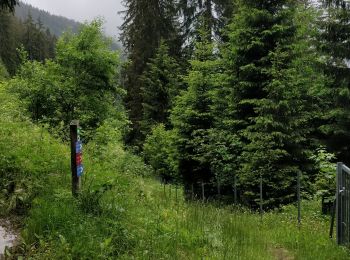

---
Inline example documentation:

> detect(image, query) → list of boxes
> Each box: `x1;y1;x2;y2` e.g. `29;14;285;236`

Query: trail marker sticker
76;141;82;153
70;121;83;196
75;138;83;177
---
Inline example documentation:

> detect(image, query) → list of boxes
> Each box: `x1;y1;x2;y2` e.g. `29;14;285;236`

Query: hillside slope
14;2;121;50
15;2;80;36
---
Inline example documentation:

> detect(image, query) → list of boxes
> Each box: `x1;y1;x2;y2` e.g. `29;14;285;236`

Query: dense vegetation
0;82;348;258
1;0;350;258
9;20;124;140
121;0;350;209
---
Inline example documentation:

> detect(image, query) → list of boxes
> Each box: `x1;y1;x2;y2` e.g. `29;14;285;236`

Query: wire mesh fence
161;173;303;226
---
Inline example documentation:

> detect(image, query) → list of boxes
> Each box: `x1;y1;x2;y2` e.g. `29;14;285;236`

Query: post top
70;120;79;126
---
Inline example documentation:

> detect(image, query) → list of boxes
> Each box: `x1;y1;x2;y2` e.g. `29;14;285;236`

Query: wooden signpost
70;120;83;196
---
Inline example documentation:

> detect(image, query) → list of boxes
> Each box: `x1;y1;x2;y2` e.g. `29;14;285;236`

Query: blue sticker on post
77;165;84;177
76;141;82;154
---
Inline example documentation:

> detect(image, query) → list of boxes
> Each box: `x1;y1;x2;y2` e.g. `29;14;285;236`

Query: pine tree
0;9;20;75
120;0;181;145
140;41;182;137
171;27;224;198
0;0;18;12
318;0;350;164
22;13;40;61
0;10;56;75
224;1;323;208
179;0;235;53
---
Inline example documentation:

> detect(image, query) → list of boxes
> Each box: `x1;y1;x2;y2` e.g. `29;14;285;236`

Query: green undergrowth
1;83;349;259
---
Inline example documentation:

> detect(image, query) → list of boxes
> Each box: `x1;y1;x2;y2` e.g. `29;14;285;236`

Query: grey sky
22;0;125;40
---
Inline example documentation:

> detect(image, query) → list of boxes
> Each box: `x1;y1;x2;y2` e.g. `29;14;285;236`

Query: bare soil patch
269;246;294;260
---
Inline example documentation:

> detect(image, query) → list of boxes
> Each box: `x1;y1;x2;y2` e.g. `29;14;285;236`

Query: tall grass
114;180;349;259
1;83;349;259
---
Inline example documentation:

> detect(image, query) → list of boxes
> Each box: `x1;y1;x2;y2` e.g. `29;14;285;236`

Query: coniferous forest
2;0;350;259
121;0;349;208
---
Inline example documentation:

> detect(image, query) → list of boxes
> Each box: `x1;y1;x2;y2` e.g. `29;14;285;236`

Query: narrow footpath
0;221;16;259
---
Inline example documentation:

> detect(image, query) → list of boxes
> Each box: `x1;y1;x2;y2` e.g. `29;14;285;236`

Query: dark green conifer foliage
179;0;235;54
0;0;18;12
0;10;20;75
224;1;323;208
22;14;40;61
140;41;182;137
171;27;224;198
120;0;181;145
318;0;350;164
0;10;56;75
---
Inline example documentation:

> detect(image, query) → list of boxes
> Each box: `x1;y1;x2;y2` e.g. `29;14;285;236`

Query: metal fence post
336;162;343;245
298;171;301;228
234;175;237;205
217;179;221;197
260;175;263;219
175;185;178;203
202;181;205;203
191;183;194;200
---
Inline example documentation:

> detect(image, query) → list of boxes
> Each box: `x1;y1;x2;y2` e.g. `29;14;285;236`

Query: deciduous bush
143;124;179;182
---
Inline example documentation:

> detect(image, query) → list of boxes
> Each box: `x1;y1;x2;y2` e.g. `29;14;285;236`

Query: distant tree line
14;2;81;37
121;0;350;208
0;9;56;75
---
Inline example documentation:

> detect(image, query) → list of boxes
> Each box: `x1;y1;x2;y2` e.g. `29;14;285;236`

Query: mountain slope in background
15;2;81;36
15;2;121;50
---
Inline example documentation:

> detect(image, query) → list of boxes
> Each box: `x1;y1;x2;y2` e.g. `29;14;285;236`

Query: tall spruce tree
224;0;323;208
179;0;235;53
171;27;224;198
120;0;181;145
318;0;350;164
22;14;40;61
140;41;182;136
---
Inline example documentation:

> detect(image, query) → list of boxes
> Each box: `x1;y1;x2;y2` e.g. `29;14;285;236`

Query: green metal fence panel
336;162;350;246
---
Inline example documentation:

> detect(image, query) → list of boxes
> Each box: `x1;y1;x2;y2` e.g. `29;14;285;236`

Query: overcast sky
22;0;125;40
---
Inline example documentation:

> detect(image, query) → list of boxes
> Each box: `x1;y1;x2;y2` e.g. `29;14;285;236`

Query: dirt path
0;220;17;259
270;246;294;260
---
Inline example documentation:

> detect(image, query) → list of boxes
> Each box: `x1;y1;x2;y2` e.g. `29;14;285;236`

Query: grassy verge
1;83;349;259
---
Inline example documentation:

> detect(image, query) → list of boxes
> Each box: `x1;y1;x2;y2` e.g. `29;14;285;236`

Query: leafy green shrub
86;120;152;177
0;84;69;215
312;147;336;201
8;20;123;140
143;124;179;182
78;183;113;215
